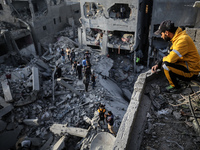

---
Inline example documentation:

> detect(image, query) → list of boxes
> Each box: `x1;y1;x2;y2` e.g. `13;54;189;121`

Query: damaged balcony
85;28;102;48
107;31;134;50
10;0;48;21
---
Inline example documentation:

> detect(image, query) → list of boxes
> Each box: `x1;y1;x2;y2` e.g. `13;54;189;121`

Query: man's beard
163;34;171;41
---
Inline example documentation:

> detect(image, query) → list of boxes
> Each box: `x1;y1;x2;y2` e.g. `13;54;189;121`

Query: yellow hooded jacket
163;27;200;73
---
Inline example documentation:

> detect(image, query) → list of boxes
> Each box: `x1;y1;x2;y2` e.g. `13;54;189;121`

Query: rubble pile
0;35;129;149
0;21;19;33
140;75;200;150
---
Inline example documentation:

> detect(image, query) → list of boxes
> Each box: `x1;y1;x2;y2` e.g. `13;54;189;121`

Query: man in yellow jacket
152;20;200;92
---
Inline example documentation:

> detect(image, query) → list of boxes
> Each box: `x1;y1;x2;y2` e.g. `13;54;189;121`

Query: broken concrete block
50;123;88;138
1;79;13;102
57;79;81;97
40;135;54;150
83;116;92;124
32;67;40;91
0;96;13;118
14;92;37;106
23;119;39;126
52;136;65;150
0;125;23;150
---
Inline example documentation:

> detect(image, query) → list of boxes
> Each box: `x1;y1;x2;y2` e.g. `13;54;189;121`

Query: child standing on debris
105;111;116;137
91;72;96;89
77;61;83;80
98;104;106;125
83;75;90;92
60;48;65;62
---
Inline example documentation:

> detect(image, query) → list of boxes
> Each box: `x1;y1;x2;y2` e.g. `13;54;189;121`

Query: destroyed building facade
78;0;146;55
0;0;81;56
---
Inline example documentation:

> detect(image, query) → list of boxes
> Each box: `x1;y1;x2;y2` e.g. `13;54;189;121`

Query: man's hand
151;64;158;73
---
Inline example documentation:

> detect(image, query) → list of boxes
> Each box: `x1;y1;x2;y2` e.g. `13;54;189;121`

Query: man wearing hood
151;20;200;92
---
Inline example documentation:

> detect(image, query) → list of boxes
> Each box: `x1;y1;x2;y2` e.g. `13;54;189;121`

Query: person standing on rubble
152;20;200;93
85;66;91;80
72;60;77;75
105;111;116;136
66;47;71;61
84;50;91;63
83;75;90;92
82;57;87;70
91;72;96;89
70;49;75;65
55;66;62;78
60;48;65;62
77;61;83;80
98;104;106;125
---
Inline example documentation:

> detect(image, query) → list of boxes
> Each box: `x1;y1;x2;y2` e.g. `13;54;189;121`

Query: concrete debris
90;132;115;150
50;123;88;138
0;26;130;149
32;67;40;91
0;96;14;118
57;79;81;97
52;136;66;150
23;119;39;126
1;79;13;102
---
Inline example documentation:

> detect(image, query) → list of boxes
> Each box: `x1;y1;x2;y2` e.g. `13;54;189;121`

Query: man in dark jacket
77;62;82;80
105;111;116;136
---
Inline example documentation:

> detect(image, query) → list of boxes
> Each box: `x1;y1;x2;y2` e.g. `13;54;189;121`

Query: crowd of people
55;48;96;92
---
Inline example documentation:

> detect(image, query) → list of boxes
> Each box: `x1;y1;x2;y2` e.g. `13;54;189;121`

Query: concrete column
28;0;35;20
78;27;83;48
102;31;108;55
82;27;87;46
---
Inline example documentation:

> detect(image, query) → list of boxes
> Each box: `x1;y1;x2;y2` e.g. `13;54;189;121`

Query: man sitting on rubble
151;20;200;93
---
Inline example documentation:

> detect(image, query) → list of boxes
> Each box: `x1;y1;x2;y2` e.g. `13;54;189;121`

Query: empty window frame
108;4;131;19
59;16;61;23
43;26;46;30
54;18;56;24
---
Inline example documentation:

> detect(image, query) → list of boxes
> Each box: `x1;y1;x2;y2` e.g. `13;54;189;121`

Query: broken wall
0;0;81;53
79;0;140;54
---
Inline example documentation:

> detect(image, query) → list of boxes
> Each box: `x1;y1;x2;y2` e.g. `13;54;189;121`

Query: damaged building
0;0;81;55
78;0;146;55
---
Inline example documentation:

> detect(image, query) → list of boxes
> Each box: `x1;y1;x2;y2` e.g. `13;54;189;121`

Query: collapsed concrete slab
40;135;54;150
90;132;115;150
1;79;13;102
32;67;40;91
50;123;88;138
14;92;37;106
57;79;81;97
0;125;23;150
23;119;39;126
52;136;66;150
0;96;13;118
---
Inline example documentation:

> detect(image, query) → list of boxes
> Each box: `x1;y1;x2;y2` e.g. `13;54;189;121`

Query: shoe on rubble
162;85;182;93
